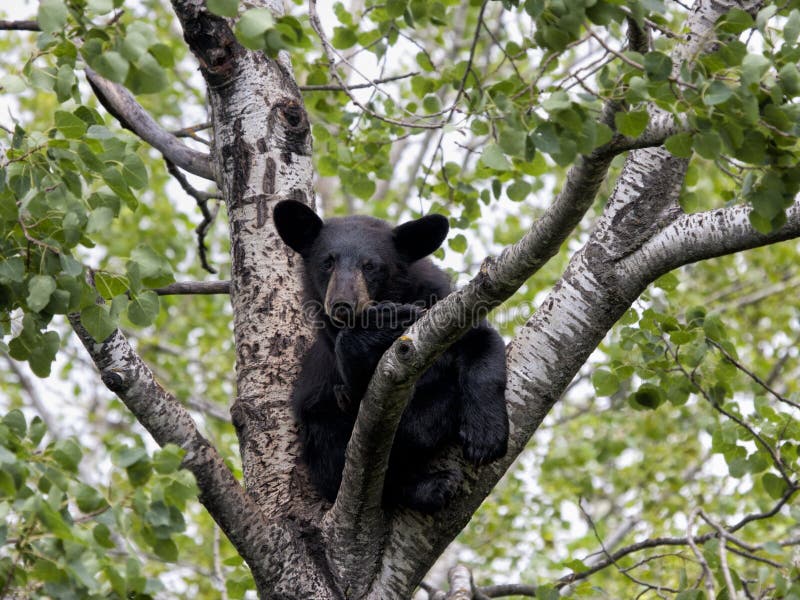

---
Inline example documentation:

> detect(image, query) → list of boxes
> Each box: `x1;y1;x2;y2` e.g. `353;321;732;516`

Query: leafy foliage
1;0;800;597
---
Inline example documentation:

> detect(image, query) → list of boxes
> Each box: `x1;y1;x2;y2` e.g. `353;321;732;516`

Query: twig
0;20;40;31
698;510;739;599
308;0;444;130
300;72;418;92
445;565;472;600
687;508;716;598
152;281;230;295
707;338;800;411
580;499;680;595
478;583;538;598
85;67;214;180
164;160;220;273
665;337;793;484
586;27;699;91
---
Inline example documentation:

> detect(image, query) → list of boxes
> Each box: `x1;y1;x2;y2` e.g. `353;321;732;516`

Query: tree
1;0;800;597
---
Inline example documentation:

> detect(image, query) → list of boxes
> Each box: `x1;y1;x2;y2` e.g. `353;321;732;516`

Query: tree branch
153;280;231;295
628;203;800;277
67;313;283;591
85;67;215;181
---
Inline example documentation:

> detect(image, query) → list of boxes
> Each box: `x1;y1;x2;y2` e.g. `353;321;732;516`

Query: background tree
1;0;800;598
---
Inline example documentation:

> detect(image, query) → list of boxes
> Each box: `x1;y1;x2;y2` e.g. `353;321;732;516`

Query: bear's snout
324;268;371;326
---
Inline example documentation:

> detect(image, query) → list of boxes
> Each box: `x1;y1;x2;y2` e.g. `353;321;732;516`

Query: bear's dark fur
273;200;508;512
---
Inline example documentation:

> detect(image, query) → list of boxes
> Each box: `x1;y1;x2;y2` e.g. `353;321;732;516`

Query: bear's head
273;200;449;324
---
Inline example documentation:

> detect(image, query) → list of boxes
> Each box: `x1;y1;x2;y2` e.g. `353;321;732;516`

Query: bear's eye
362;261;374;272
321;256;334;272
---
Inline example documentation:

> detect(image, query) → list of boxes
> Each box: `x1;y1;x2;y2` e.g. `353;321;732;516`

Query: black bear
273;199;508;512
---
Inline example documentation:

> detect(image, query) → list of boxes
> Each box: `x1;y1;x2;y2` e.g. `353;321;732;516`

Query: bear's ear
392;214;449;263
273;200;323;256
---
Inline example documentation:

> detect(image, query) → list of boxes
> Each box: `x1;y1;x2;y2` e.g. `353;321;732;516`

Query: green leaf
779;63;800;96
716;8;754;34
236;8;275;40
0;74;26;94
87;206;115;233
115;445;148;468
95;271;129;299
741;53;770;86
448;234;467;253
506;180;531;202
786;9;800;45
351;177;375;200
480;144;512;171
762;473;788;499
422;94;441;113
126;54;168;95
153;538;178;562
332;27;358;50
38;0;68;33
80;304;118;341
498;128;527;158
415;52;434;72
127;290;160;326
0;258;25;284
52;438;82;472
386;0;408;18
27;275;57;312
121;153;148;189
207;0;238;17
664;132;693;158
644;52;672;81
153;445;184;474
86;0;114;14
93;523;115;548
629;384;665;410
592;369;619;396
693;131;721;160
3;410;27;438
703;80;732;106
614;110;649;138
75;483;108;513
91;51;130;83
130;245;173;287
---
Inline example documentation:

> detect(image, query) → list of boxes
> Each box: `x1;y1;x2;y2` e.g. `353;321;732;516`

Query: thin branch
666;337;793;484
586;26;699;91
85;67;214;181
446;0;488;123
698;510;739;599
0;20;40;31
164;160;220;274
300;72;418;92
308;0;444;130
478;583;538;598
445;565;473;600
153;281;230;295
707;338;800;411
688;509;715;598
580;499;680;595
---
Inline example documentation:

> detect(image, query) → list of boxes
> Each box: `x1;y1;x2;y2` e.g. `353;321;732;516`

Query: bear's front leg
334;303;422;406
456;323;509;465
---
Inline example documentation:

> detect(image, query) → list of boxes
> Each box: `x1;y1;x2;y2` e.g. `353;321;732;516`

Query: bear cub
273;200;508;513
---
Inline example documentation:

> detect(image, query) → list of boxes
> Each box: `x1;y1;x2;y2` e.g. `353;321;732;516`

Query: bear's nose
330;301;356;325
